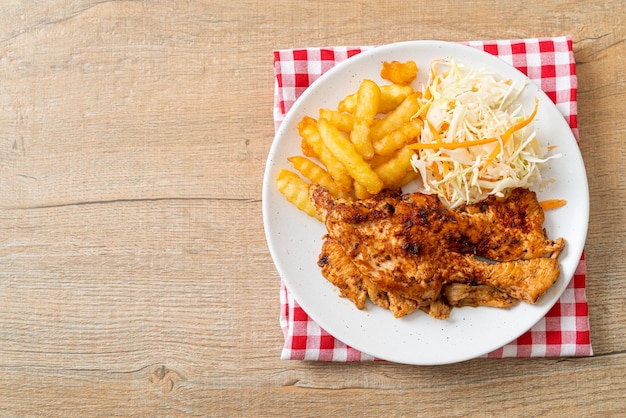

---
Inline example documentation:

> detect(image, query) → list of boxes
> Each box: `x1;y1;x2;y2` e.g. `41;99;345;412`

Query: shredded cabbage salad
409;58;560;209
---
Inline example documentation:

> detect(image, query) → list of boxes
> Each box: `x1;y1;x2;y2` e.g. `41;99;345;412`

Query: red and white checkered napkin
273;36;592;361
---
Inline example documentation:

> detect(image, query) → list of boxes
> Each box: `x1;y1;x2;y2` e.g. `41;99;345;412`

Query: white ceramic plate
262;40;589;365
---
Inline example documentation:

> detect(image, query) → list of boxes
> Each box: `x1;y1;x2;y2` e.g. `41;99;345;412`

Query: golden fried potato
369;93;420;142
377;84;414;113
275;169;320;220
350;79;380;159
373;146;415;188
380;60;418;85
300;138;316;157
389;170;419;189
319;108;354;132
337;93;357;114
367;153;392;169
338;84;413;115
317;118;384;195
297;116;353;193
288;155;343;198
373;117;423;156
353;181;373;200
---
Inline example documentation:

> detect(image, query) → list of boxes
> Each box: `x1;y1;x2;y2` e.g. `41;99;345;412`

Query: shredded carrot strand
430;162;442;181
442;160;450;176
425;119;442;143
412;99;432;120
539;199;567;210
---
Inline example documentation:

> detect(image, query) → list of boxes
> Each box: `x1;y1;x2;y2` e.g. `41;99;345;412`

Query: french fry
374;146;416;188
301;138;316;157
338;84;413;115
288;155;343;198
369;93;420;142
350;79;380;159
319;108;354;132
380;60;418;85
317;118;384;195
297;116;353;193
353;181;373;200
275;169;320;220
367;153;393;169
373;118;423;156
378;84;414;113
390;170;419;189
338;92;357;114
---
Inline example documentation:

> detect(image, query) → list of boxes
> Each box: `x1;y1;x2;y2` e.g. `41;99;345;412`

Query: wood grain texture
0;0;624;415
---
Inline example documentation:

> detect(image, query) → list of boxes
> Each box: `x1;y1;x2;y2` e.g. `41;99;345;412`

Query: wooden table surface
1;1;624;415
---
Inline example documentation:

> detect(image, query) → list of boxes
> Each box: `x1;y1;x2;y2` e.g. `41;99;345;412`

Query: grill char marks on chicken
311;184;564;319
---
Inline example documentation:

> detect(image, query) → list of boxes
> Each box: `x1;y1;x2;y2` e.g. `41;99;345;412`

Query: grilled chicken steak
310;184;564;319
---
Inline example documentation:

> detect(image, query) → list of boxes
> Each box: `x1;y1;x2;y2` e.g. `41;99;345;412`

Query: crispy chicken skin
311;184;564;318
